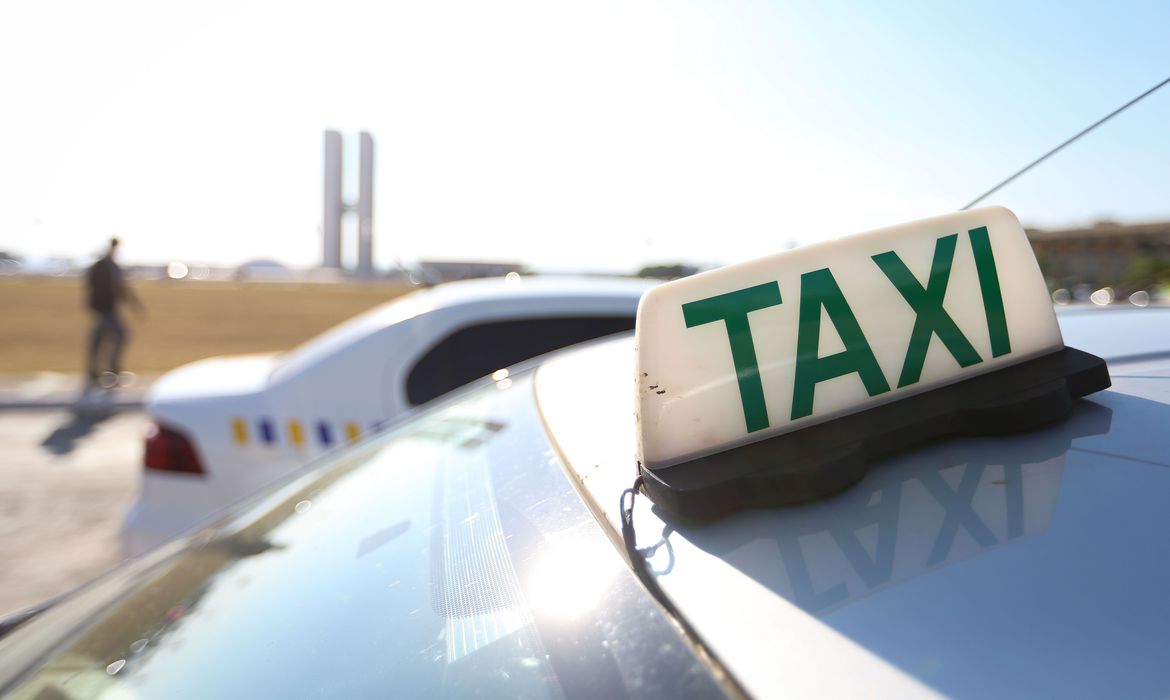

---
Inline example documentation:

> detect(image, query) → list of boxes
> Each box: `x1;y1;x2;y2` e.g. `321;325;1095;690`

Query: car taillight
144;422;205;475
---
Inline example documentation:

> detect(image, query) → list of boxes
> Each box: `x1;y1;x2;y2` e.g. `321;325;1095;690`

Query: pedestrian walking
85;238;144;388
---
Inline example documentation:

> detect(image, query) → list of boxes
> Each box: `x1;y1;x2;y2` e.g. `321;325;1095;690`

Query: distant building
1026;220;1170;292
636;263;700;280
415;261;527;283
0;250;20;274
235;259;294;281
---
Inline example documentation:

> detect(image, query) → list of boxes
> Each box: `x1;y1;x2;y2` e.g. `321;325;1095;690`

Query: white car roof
1057;305;1170;363
271;276;657;382
536;306;1170;697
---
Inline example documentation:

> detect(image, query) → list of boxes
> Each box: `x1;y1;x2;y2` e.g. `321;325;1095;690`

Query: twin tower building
322;130;375;276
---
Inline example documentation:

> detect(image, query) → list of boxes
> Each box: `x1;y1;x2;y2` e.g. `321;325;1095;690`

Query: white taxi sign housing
635;207;1109;519
637;206;1062;467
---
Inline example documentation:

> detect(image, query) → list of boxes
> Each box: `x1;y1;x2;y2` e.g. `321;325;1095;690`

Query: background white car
123;276;655;554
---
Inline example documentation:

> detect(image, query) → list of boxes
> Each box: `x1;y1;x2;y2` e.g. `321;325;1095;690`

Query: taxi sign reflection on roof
634;207;1109;520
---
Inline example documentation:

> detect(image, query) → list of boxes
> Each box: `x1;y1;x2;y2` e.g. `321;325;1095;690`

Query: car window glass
405;317;634;405
4;373;722;699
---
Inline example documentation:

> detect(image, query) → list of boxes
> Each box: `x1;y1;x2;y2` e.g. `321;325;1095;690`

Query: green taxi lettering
682;282;782;433
969;226;1011;357
872;233;982;388
680;226;1013;430
791;268;890;419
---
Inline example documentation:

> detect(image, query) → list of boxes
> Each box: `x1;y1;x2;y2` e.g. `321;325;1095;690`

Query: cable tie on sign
619;475;646;562
617;475;748;698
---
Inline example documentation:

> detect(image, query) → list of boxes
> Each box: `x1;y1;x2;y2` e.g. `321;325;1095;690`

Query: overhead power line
962;74;1170;211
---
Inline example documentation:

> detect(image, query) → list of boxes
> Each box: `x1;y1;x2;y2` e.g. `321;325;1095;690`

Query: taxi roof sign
634;207;1109;519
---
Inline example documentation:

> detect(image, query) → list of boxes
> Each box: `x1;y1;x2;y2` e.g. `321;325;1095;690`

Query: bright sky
2;1;1168;272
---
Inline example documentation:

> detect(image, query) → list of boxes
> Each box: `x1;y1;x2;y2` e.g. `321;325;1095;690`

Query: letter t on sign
682;282;782;433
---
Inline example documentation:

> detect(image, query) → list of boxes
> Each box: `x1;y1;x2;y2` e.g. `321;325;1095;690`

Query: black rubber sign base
638;346;1111;523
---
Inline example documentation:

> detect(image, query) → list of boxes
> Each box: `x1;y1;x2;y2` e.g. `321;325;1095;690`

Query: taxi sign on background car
634;206;1110;520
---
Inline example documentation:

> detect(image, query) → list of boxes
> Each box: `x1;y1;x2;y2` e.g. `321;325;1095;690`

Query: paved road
0;408;147;616
0;372;150;410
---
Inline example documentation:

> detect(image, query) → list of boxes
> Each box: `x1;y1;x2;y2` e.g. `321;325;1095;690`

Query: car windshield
0;372;722;699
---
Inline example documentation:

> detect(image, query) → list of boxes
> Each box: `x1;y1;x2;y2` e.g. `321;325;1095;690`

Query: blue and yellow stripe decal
230;416;375;449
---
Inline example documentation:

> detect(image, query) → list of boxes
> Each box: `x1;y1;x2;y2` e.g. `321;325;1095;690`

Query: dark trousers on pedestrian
87;312;126;382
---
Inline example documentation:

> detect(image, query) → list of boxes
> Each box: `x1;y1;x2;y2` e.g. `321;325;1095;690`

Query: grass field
0;277;413;374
